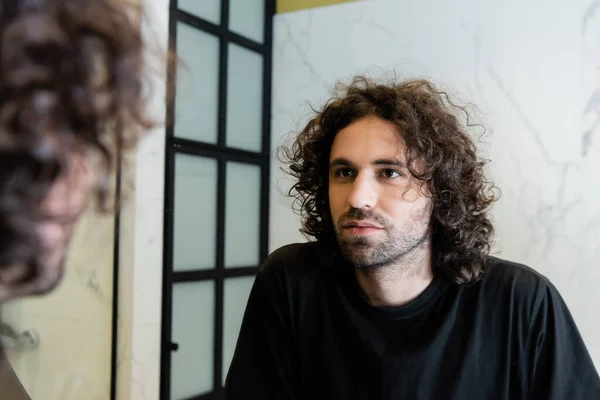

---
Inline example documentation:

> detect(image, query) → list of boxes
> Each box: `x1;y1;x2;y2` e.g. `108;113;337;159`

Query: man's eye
335;168;354;178
381;169;401;179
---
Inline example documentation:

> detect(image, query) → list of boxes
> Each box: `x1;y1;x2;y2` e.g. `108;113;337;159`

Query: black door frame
159;1;275;399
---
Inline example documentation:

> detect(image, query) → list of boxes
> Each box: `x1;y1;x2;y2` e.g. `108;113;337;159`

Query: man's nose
347;173;377;210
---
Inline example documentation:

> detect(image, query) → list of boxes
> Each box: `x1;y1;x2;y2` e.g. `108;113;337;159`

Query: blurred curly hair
0;0;158;279
278;76;499;285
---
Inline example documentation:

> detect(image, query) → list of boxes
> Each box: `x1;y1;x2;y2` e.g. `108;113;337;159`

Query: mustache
337;208;389;228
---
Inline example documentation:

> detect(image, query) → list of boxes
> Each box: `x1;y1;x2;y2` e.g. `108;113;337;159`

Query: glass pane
171;281;215;400
226;44;263;152
174;154;217;271
225;162;261;267
175;23;219;144
222;275;256;384
229;0;265;43
179;0;220;25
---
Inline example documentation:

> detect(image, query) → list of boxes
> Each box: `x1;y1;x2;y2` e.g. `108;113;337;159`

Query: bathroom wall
1;209;115;399
270;0;600;368
116;0;168;398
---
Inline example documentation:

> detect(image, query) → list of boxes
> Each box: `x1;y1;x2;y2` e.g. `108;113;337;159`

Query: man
225;76;600;399
0;0;155;301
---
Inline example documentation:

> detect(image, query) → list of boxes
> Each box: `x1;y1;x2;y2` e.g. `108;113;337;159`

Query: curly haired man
225;76;600;399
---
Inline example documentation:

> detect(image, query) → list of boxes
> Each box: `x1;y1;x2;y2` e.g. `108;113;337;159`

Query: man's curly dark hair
279;76;499;285
0;0;156;284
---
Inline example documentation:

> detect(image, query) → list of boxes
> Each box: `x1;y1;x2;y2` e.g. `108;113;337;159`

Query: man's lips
341;220;384;235
341;220;383;229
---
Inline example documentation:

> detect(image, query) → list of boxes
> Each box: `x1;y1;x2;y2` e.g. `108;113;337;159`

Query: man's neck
355;247;433;308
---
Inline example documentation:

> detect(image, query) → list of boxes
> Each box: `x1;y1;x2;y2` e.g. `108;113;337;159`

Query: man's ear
0;263;30;301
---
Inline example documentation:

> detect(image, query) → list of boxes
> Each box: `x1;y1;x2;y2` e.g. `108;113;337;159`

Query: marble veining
271;0;600;368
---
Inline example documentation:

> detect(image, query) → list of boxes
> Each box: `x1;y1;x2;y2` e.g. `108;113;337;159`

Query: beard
335;207;430;272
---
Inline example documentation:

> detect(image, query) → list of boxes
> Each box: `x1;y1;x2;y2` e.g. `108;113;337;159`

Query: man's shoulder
478;255;554;309
483;255;550;287
264;241;323;264
260;241;330;282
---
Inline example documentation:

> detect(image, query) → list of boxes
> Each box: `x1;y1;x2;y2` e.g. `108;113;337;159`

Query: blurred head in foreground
0;0;157;300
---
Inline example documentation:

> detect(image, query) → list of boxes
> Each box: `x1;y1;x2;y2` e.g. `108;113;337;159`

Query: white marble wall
1;209;115;399
270;0;600;368
116;0;168;398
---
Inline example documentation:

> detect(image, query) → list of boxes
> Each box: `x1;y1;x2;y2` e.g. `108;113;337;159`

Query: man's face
328;115;432;270
0;152;94;300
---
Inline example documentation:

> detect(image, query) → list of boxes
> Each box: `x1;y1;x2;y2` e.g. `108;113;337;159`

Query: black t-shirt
224;242;600;400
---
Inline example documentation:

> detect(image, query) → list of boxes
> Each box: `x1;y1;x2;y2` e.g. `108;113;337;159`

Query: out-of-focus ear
0;263;30;301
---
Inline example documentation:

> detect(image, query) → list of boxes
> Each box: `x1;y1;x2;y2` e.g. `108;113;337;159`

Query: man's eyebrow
372;158;407;168
329;158;408;168
329;158;352;168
